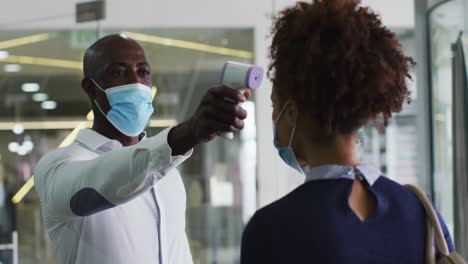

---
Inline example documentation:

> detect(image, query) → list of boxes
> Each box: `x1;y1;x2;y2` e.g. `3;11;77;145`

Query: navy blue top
241;165;454;264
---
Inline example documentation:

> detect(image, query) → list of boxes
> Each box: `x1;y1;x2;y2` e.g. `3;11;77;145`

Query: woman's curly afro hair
269;0;415;135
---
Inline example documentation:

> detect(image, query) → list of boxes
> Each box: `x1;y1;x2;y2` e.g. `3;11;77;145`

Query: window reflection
428;0;465;237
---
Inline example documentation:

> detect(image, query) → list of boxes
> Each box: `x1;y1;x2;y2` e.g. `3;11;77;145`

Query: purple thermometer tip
245;66;264;89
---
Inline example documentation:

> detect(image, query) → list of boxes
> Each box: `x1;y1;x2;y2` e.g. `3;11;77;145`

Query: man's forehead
83;34;152;77
98;40;146;59
95;42;149;68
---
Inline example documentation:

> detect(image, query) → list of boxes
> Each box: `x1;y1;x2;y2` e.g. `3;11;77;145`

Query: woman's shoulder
373;176;425;201
251;179;353;220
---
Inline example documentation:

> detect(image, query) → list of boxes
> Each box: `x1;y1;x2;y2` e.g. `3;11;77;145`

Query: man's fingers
204;108;245;130
243;90;252;100
200;117;245;137
192;85;253;142
204;120;232;133
208;86;246;103
204;98;248;120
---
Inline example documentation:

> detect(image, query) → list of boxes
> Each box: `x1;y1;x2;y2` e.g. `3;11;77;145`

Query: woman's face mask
273;102;305;174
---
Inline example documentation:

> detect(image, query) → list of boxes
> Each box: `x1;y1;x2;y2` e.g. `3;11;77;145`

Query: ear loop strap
276;102;296;147
90;78;109;118
93;99;108;118
275;102;289;123
90;78;107;93
289;124;296;147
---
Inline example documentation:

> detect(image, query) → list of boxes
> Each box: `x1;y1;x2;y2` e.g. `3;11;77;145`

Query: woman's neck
300;134;359;168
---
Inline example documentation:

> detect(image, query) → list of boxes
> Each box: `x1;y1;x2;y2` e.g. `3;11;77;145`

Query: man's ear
81;78;96;99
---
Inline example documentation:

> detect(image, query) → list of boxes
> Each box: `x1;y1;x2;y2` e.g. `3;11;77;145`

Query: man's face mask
91;79;154;137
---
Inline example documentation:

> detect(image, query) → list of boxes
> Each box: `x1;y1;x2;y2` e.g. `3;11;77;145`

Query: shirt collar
74;129;146;152
305;164;382;186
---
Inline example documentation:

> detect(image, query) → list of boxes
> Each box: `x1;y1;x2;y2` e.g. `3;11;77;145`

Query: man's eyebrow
106;62;128;68
137;62;150;67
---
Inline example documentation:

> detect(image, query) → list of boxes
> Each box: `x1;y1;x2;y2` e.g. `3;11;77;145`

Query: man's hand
168;86;251;155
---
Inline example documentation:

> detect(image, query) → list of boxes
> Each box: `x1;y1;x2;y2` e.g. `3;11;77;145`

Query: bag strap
405;184;450;256
425;217;436;264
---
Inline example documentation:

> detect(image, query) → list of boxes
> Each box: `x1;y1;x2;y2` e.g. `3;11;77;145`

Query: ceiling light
0;33;52;49
0;51;8;59
22;140;34;152
17;146;28;156
12;123;24;134
41;101;57;110
22;83;40;92
86;111;94;121
122;31;253;59
32;93;48;102
4;64;21;72
12;176;34;204
8;142;19;153
0;55;81;70
0;118;176;130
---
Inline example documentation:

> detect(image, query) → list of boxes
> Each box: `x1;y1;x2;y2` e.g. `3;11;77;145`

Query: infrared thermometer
219;61;264;139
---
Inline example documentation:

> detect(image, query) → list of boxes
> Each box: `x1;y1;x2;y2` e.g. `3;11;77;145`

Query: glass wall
0;28;255;264
428;0;466;236
359;29;421;187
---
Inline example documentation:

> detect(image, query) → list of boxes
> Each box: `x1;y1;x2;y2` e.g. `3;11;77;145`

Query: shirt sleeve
34;127;192;220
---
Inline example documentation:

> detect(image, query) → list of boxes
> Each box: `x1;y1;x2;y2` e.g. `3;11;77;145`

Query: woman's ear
285;100;299;127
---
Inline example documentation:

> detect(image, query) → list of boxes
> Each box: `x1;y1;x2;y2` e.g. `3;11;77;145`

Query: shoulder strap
405;184;450;256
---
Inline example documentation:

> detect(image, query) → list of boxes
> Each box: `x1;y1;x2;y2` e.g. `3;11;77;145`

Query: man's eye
112;71;126;77
140;70;150;76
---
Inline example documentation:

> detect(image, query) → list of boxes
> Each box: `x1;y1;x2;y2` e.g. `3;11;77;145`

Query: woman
241;0;455;263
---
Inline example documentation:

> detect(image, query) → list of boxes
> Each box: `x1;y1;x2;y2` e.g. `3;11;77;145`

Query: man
34;34;249;264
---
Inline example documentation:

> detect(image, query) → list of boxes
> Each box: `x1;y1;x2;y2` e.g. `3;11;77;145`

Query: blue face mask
92;79;154;137
273;103;304;174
